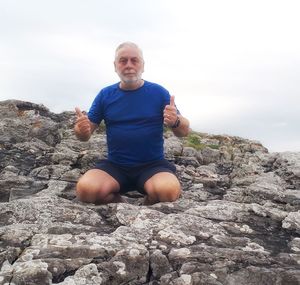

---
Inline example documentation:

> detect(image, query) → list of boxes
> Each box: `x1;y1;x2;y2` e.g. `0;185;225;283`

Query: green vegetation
184;133;219;151
185;134;205;150
206;144;220;150
96;121;106;133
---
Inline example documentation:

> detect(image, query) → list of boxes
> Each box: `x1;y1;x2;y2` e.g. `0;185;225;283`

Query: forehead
116;46;143;59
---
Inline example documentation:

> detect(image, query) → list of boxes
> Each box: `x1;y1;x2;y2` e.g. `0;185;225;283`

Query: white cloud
0;0;299;151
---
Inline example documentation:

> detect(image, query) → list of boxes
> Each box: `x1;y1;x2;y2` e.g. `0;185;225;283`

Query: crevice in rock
1;100;300;284
5;235;34;271
70;161;82;169
244;219;299;256
52;268;77;284
146;259;153;283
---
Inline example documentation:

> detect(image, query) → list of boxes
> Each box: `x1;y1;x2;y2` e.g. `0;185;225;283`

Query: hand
75;107;91;139
164;95;178;127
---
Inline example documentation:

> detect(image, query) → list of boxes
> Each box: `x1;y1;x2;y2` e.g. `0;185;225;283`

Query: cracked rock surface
0;100;300;284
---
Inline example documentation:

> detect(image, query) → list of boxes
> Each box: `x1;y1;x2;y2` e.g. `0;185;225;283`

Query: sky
1;0;299;152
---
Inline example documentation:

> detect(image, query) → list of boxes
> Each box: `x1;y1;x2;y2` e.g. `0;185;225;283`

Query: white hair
115;42;144;60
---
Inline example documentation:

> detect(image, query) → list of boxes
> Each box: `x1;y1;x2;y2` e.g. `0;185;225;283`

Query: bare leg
143;172;181;205
76;169;123;204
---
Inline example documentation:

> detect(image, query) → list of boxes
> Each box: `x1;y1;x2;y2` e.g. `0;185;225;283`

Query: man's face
114;46;144;84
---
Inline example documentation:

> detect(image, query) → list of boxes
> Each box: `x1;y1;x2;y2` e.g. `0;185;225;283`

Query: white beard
120;74;142;84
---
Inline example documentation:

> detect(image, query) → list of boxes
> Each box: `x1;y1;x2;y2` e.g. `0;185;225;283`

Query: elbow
183;127;191;137
180;120;191;137
180;127;190;137
175;118;190;137
174;127;190;137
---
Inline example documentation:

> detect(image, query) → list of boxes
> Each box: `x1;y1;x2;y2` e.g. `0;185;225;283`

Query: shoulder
101;82;119;92
143;81;170;99
94;82;119;101
100;82;119;96
144;81;169;93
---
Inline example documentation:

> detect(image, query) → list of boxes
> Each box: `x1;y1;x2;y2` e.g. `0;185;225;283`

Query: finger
164;106;177;113
77;119;91;132
164;110;177;121
75;107;83;118
164;111;175;119
170;95;175;107
164;119;173;127
164;114;174;123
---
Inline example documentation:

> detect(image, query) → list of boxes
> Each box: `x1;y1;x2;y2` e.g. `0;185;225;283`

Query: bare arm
171;114;190;137
74;107;98;141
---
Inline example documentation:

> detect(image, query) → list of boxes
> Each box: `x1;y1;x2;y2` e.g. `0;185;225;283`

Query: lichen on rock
0;100;300;285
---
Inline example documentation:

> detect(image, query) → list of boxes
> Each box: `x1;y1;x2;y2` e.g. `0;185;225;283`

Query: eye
131;58;139;64
119;58;128;65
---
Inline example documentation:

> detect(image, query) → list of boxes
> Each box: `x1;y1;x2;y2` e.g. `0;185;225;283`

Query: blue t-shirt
88;80;177;166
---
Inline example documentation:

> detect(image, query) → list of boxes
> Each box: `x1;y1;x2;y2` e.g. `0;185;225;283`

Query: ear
114;61;117;72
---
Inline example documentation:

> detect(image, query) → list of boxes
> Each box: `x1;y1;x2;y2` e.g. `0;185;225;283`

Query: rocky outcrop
0;99;299;285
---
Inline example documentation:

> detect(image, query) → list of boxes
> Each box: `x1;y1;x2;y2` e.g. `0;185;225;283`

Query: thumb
170;95;175;107
75;107;83;118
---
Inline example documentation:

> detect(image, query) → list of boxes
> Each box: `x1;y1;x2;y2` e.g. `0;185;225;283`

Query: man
74;42;190;205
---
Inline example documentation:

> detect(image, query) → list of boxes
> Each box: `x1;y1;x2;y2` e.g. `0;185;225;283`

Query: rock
289;238;300;253
164;135;183;161
223;266;300;285
282;211;300;234
0;100;300;284
201;147;220;165
1;259;53;285
150;250;172;279
185;200;251;222
56;264;103;285
273;152;300;189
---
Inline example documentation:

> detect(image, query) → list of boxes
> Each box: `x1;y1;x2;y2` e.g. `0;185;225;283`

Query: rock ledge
0;100;300;284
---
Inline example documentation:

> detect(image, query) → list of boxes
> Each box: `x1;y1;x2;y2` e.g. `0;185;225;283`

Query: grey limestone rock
0;100;300;284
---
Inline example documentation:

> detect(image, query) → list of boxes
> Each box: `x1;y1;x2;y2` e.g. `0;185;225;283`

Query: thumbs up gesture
74;107;92;141
164;95;178;127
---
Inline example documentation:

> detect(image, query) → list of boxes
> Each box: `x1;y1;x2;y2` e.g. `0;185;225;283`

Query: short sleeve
88;91;104;125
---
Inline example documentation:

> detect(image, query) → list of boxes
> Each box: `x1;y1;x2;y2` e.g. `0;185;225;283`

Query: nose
125;59;134;68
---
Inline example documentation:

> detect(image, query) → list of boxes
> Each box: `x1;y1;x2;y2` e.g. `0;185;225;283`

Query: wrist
76;132;90;141
171;116;180;129
74;125;90;141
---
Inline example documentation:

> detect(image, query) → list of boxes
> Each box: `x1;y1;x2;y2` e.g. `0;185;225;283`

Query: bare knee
76;170;120;203
145;173;181;204
158;180;181;202
76;177;96;202
76;178;118;203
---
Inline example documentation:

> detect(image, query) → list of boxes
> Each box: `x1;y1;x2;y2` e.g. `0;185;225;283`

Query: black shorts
94;159;177;194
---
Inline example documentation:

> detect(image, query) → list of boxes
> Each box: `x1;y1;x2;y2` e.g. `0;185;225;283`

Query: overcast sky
1;0;299;152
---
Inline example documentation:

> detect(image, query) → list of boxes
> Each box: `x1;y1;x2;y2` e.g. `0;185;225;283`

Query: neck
120;79;144;90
